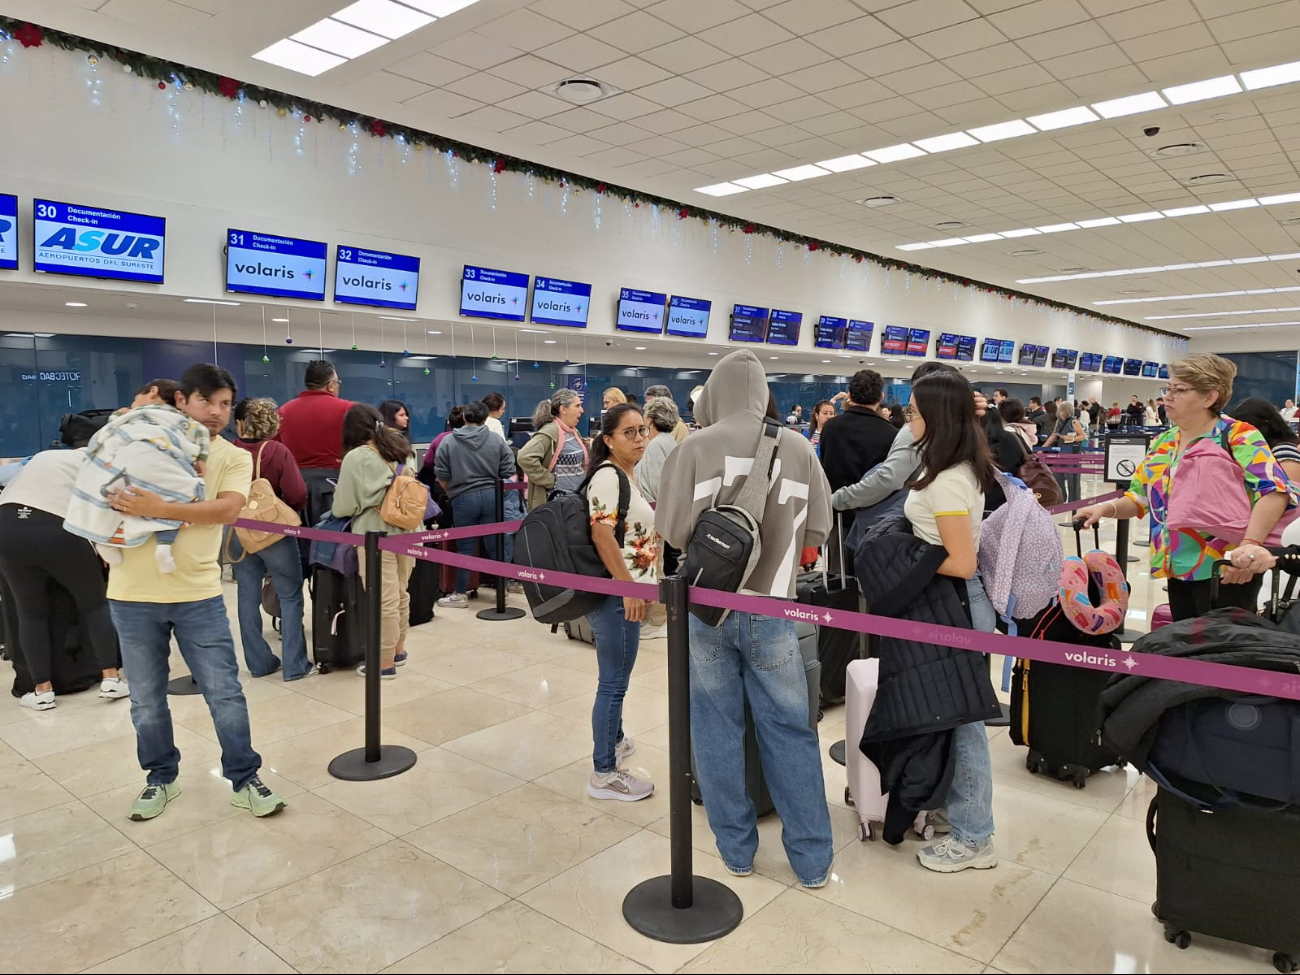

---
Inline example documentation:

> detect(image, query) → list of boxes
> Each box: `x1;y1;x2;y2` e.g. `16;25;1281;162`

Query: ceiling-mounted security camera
1143;125;1161;137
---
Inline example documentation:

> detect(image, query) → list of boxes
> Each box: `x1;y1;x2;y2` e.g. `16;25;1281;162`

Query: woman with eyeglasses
1078;354;1293;620
583;402;658;803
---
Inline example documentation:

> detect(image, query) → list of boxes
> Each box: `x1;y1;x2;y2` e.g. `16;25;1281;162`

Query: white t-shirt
0;448;85;518
485;415;507;442
904;463;984;549
587;464;658;583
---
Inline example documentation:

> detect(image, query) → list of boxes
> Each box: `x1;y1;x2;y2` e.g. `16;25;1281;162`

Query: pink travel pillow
1059;550;1130;635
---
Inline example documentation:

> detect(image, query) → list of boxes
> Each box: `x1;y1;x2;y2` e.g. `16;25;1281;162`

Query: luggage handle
1070;517;1101;558
821;509;851;591
1145;794;1157;854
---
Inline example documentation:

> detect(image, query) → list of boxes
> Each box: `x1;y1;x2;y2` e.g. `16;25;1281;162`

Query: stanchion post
1115;516;1135;574
328;530;418;781
477;480;525;622
623;575;743;943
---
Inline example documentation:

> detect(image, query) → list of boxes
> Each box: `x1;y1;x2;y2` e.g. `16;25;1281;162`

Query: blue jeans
586;595;639;773
687;612;833;887
451;486;511;593
947;576;996;847
108;596;261;791
228;533;311;680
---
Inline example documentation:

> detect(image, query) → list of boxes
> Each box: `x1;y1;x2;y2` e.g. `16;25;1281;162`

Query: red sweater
277;390;353;470
232;438;308;511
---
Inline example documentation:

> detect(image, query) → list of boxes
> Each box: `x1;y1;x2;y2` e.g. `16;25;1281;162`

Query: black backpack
513;464;630;624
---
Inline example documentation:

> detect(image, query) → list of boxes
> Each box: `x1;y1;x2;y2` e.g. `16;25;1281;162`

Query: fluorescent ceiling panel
1162;75;1241;105
771;164;830;181
399;0;480;14
332;0;435;38
817;154;876;172
913;132;979;153
864;143;926;163
1208;198;1259;211
1162;205;1210;217
1240;60;1300;90
734;173;787;189
1027;106;1098;131
1077;216;1120;227
251;39;346;76
1092;91;1165;118
694;182;748;196
895;242;934;250
967;119;1035;142
292;18;389;57
1117;210;1164;222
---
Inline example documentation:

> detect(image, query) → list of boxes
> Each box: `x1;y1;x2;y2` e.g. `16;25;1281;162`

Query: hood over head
694;349;768;428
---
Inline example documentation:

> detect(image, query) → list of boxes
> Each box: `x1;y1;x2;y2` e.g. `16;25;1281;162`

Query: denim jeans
947;576;996;847
585;595;639;773
108;596;261;791
687;611;833;887
451;486;510;593
228;533;311;680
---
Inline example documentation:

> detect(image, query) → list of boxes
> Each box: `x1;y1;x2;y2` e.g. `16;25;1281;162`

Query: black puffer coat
853;516;1000;840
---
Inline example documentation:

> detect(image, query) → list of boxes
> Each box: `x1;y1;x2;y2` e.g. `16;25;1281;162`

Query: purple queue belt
233;518;362;546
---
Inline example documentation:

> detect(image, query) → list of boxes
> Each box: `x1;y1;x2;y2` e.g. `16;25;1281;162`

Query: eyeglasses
903;407;919;420
1164;384;1198;397
620;425;651;441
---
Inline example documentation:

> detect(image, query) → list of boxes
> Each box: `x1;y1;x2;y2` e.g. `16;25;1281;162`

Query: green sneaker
128;782;181;821
231;776;286;817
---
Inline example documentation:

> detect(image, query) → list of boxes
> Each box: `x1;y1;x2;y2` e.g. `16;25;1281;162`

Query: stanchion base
985;702;1012;727
829;739;846;766
476;606;527;622
1123;555;1139;563
328;745;418;782
167;676;202;696
623;875;744;945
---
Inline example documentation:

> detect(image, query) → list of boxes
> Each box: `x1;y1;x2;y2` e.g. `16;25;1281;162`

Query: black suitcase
1;573;109;697
690;622;821;817
1148;786;1300;971
797;514;865;707
407;548;440;627
309;566;367;673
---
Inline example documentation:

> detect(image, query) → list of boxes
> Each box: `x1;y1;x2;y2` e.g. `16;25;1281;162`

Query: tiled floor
0;497;1281;973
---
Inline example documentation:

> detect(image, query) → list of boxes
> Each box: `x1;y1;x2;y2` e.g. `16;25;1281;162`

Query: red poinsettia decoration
368;119;387;138
742;223;754;234
808;240;819;251
854;254;864;263
14;23;43;48
217;76;240;99
596;182;606;194
492;159;506;173
677;207;689;219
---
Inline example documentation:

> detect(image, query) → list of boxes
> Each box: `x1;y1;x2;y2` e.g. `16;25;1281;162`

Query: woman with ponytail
518;388;587;510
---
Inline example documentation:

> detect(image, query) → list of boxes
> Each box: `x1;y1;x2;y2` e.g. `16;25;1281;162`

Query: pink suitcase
844;658;934;842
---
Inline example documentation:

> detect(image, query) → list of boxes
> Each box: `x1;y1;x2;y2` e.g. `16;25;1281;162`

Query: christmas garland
0;17;1181;340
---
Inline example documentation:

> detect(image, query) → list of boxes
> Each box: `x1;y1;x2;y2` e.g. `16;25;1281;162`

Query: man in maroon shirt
277;360;352;530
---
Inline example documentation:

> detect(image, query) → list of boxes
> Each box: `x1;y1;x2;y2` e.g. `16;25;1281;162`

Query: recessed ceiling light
399;0;481;16
816;154;876;172
858;195;899;207
1078;216;1121;228
1149;142;1208;158
65;301;87;307
1027;106;1099;131
734;173;787;189
695;182;747;196
1241;60;1300;90
771;163;830;181
520;328;549;334
1094;285;1300;306
1035;222;1080;233
291;18;388;58
1205;198;1257;211
967;119;1035;142
864;143;926;163
1182;172;1232;185
251;39;346;77
272;317;289;322
552;77;609;104
1162;75;1241;104
1118;211;1164;223
332;0;435;38
768;356;779;360
999;228;1042;238
380;316;417;321
1162;204;1210;217
184;298;241;305
913;132;979;153
933;220;967;229
426;329;443;335
708;351;719;355
886;358;900;362
1092;91;1166;118
543;339;557;344
1008;248;1044;256
896;242;934;251
962;233;1002;243
929;237;967;247
1261;192;1300;205
821;359;831;363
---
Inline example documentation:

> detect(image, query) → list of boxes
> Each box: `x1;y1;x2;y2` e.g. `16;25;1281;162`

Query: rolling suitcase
689;622;820;817
1;573;108;698
1148;786;1300;971
309;566;367;673
407;548;440;626
563;617;596;645
797;513;866;707
438;539;480;599
843;658;935;843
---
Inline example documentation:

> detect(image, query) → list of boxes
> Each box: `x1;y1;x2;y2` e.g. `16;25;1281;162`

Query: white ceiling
10;0;1300;337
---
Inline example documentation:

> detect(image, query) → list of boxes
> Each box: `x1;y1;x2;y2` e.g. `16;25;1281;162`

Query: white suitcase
843;658;935;842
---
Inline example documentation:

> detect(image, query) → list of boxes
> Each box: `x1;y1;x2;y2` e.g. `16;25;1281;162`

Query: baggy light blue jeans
228;533;311;680
108;596;262;791
946;575;996;847
687;611;833;887
585;594;639;773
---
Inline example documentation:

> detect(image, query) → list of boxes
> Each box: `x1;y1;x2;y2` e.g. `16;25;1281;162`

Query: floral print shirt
1125;416;1293;581
588;464;658;582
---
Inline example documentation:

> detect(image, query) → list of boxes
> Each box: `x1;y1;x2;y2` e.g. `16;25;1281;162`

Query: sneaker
394;651;408;667
356;664;398;680
231;776;286;818
438;593;470;609
723;862;754;877
99;677;130;700
615;737;636;763
587;768;654;802
285;664;319;682
799;873;830;890
129;782;181;821
925;809;953;835
506;580;525;595
917;834;997;873
20;689;55;711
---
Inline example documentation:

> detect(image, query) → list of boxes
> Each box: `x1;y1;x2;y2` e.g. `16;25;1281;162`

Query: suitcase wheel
1025;751;1045;775
858;821;877;842
1072;775;1087;790
916;823;935;841
1163;926;1190;950
1273;953;1299;974
691;795;703;807
843;786;854;808
316;662;331;675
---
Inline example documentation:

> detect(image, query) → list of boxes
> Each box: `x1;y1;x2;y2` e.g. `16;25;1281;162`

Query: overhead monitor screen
334;246;419;310
936;333;959;360
615;288;667;334
0;193;16;270
1123;358;1143;376
1142;361;1159;378
906;328;930;357
1019;344;1036;366
815;316;846;350
666;295;710;338
998;339;1015;363
767;309;802;346
36;200;166;284
531;276;591;328
1159;363;1170;379
956;335;976;361
226;228;323;300
460;264;528;321
1033;345;1049;367
845;319;873;352
882;325;909;354
981;338;1004;363
729;304;769;343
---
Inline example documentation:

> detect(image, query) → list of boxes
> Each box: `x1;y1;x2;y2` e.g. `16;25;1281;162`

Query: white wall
0;45;1185;381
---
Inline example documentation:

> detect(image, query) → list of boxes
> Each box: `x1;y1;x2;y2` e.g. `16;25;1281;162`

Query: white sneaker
21;689;55;711
587;768;654;802
437;593;470;609
917;834;997;873
506;580;525;595
616;737;636;763
99;677;130;700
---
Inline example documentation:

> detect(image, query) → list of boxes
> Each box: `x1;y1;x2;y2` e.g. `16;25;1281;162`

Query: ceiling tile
851;95;925;122
458;105;531;132
1117;21;1214;59
477;9;575;50
911;79;987;108
1136;46;1233;86
1098;0;1199;40
734;147;802;169
1220;24;1300;65
764;0;867;31
677;93;752;120
585;146;649;166
877;110;954;136
445;73;527;105
914;19;1010;59
401;88;484;117
636;76;714;107
668;122;734;144
1063;63;1150;99
798;111;869;134
636;108;699;132
528;0;637;30
388;52;474;87
587;11;686;52
971;62;1055;95
548;106;616;131
743;38;835;72
805;16;902;57
592;57;674;90
696;13;796;55
350;72;430;103
822;78;898;109
714;109;787;133
626;134;690;156
495;89;572;118
989;0;1091;39
765;94;840;122
489;55;572;88
586;121;654;144
644;36;732;73
781;60;868;93
748;124;817;147
707;135;768;156
685;59;771;91
1040;43;1133;79
644;0;751;31
932;96;1013;125
659;146;722;166
998;79;1079;111
99;0;210;31
876;0;982;36
1016;20;1114;59
843;40;935;75
730;77;808;108
503;118;571;143
586;91;661;119
535;33;626;71
620;158;683;177
1208;2;1300;43
878;62;963;93
431;33;523;69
